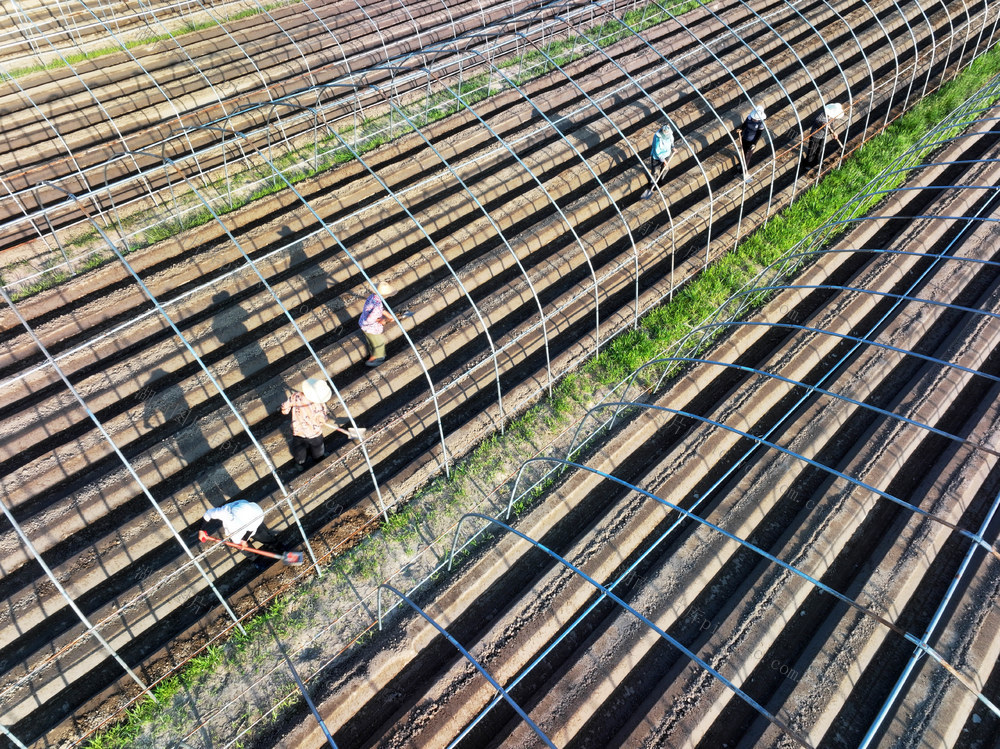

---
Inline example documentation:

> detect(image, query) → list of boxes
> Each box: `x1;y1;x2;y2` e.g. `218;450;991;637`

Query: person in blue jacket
642;123;675;199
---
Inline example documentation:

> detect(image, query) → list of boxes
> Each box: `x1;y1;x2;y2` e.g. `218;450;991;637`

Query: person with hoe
734;104;767;182
201;499;277;546
804;102;845;172
359;280;396;367
281;376;368;474
642;122;675;199
198;500;304;567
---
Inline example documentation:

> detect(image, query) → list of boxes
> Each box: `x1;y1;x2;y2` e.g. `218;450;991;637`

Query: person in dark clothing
804;103;844;170
734;105;767;182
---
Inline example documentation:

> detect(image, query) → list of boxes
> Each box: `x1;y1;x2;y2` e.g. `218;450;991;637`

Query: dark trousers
648;154;669;186
292;434;324;465
252;522;278;545
805;134;826;166
741;137;760;167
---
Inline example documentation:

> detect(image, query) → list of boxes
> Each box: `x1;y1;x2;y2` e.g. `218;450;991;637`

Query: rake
198;529;304;565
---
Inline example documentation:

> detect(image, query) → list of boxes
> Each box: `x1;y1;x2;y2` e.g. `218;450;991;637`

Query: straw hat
376;281;395;297
823;102;844;120
301;377;332;404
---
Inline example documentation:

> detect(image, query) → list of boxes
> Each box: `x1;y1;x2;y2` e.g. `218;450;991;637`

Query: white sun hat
301;377;332;404
752;105;766;121
377;281;396;297
823;102;844;120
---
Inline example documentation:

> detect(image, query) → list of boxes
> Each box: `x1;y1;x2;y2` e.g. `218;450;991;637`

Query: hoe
198;529;304;565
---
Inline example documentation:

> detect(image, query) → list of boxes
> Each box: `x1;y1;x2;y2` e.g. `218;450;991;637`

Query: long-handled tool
327;422;367;441
198;529;303;565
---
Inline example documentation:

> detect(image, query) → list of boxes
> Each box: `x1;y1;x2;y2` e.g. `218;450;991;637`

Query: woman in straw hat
359;280;396;367
804;102;844;170
281;377;332;472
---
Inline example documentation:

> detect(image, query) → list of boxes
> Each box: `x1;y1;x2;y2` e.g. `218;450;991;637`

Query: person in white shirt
201;500;277;546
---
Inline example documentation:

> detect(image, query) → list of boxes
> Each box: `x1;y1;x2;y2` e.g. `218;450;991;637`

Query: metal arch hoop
25;184;254;631
0;723;27;749
312;139;455;478
61;157;327;573
597;354;1000;462
536;403;1000;561
697;0;815;189
512;21;642;323
650;0;798;219
591;0;764;230
434;43;604;356
348;81;508;432
447;512;814;748
156;135;391;522
375;582;557;748
503;452;1000;715
859;483;1000;748
702;131;1000;346
4;0;156;216
240;0;319;90
464;36;606;355
186;0;280;106
360;69;555;397
621;315;1000;407
775;0;855;173
813;0;875;142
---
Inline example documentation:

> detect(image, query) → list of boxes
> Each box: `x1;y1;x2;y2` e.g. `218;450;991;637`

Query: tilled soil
0;0;996;746
277;118;1000;748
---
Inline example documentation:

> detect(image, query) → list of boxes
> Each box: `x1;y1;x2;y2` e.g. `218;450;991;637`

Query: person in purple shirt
358;281;396;367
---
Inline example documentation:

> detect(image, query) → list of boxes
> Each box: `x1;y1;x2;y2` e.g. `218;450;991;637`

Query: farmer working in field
642;122;675;199
281;377;333;473
803;102;844;171
201;500;277;547
734;104;767;181
280;377;368;474
358;280;396;368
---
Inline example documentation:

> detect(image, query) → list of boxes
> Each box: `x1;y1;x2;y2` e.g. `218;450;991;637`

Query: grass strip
82;43;1000;749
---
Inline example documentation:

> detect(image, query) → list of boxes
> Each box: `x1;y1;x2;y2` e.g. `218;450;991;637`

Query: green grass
10;269;70;301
